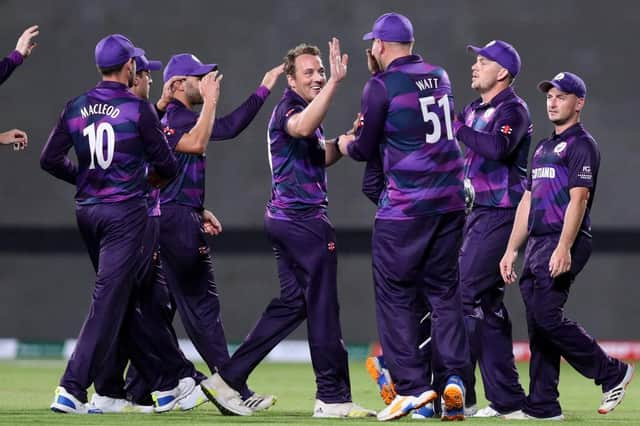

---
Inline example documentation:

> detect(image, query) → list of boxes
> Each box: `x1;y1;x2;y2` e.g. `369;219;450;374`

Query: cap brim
132;47;145;58
146;60;163;71
467;45;483;55
537;80;558;93
467;45;499;64
187;63;218;76
362;32;375;41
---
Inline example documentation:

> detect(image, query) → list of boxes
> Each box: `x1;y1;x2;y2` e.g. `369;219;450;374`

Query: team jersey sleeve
210;86;270;141
347;77;388;162
361;155;384;205
0;50;23;86
567;138;597;190
455;102;530;161
139;101;179;179
39;107;78;185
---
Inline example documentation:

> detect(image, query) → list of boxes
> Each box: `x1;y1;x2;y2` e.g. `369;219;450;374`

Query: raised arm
287;37;348;138
174;71;222;154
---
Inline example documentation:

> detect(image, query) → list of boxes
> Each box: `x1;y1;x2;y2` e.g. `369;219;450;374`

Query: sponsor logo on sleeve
500;125;513;135
577;165;593;180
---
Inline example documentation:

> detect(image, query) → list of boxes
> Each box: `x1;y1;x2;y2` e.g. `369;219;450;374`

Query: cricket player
500;72;633;420
0;25;38;149
201;38;374;419
452;40;529;417
89;54;214;413
157;53;283;411
40;34;196;414
338;13;471;421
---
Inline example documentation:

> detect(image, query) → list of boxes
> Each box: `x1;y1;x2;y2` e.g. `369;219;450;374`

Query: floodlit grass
0;360;637;425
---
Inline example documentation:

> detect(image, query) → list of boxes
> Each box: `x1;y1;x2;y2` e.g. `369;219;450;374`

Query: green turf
0;360;636;425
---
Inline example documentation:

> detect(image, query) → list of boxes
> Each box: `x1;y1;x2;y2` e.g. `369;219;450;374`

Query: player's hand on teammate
328;37;348;84
499;249;519;284
365;49;380;75
15;25;39;58
549;243;571;278
157;75;185;112
0;128;28;150
261;64;285;91
202;209;222;236
346;113;363;136
337;133;355;156
199;70;223;105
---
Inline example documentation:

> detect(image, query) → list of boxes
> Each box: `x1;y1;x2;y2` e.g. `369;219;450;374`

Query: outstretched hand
0;128;28;150
261;64;285;90
16;25;39;58
199;70;223;104
328;37;348;83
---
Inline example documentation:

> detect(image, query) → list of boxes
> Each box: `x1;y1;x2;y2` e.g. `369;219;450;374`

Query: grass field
0;360;636;425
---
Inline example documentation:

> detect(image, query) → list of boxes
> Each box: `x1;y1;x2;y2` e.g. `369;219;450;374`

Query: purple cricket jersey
266;87;328;220
159;86;270;209
0;50;23;85
457;87;532;208
527;123;599;237
40;81;178;205
347;55;466;219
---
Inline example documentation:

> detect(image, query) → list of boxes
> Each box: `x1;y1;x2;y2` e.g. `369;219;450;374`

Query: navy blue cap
135;55;162;73
95;34;144;68
467;40;521;77
163;53;217;83
363;12;414;43
538;72;587;98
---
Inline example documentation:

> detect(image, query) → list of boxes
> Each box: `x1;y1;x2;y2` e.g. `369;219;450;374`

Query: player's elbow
39;151;56;172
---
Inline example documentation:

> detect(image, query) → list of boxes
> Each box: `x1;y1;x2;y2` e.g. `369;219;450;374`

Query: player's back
375;56;465;218
63;81;151;205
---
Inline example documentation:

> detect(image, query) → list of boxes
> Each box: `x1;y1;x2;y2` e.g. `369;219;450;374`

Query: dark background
0;0;637;343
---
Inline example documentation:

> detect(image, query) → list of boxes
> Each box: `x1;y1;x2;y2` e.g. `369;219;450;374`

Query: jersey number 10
83;122;115;169
419;94;453;144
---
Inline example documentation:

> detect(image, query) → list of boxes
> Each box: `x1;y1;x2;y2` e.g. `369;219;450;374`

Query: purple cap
467;40;521;77
163;53;218;83
135;55;162;73
538;72;586;98
95;34;145;68
363;12;414;43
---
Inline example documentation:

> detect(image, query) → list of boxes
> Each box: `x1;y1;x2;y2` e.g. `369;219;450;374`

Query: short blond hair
284;43;321;77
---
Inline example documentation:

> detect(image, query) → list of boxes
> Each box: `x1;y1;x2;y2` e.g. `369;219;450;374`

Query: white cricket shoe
464;404;478;416
89;393;153;413
152;377;195;413
50;386;95;414
312;399;376;418
503;409;564;421
599;363;634;414
200;373;252;416
176;383;209;411
377;390;437;421
243;393;277;412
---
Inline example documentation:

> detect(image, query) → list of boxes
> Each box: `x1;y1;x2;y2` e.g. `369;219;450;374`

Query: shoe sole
598;365;635;414
200;384;251;416
378;391;437;422
365;357;396;405
442;385;464;421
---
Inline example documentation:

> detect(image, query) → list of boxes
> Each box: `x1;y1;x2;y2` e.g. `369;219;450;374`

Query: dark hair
98;62;127;76
284;43;321;76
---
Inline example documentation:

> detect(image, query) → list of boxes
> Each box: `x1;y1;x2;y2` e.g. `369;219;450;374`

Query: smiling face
546;87;584;126
287;54;326;103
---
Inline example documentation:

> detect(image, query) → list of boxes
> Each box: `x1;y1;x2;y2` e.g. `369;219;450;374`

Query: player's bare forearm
557;187;589;250
506;190;531;253
324;137;342;166
287;79;339;138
